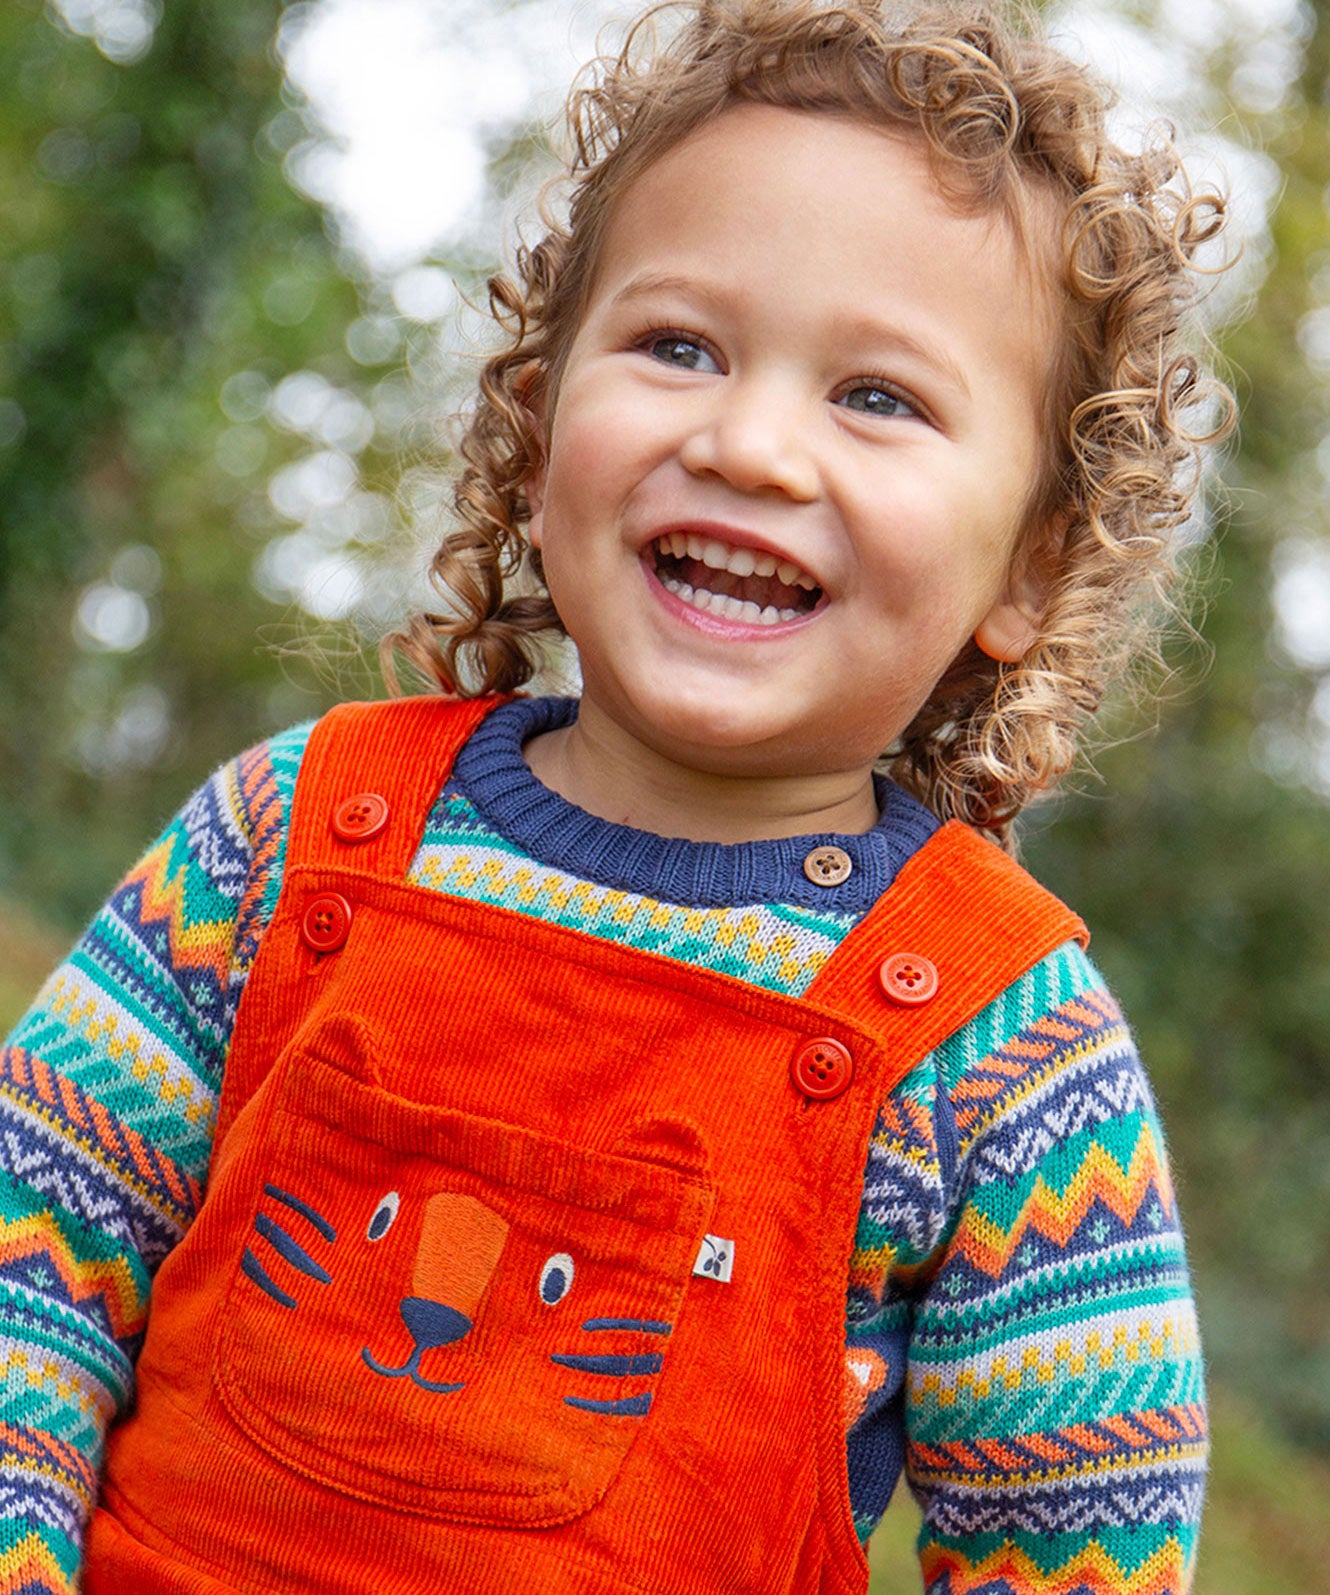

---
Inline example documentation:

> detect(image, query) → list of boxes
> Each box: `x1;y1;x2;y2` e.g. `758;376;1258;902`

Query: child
1;1;1230;1591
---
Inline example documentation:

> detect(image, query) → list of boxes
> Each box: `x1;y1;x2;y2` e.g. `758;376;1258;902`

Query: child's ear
974;594;1040;663
973;512;1066;663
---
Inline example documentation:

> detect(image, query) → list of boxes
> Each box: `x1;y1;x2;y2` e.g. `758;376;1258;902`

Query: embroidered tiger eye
539;1253;575;1304
367;1192;400;1241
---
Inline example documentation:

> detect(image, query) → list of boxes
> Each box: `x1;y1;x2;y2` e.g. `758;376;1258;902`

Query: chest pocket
213;1017;716;1527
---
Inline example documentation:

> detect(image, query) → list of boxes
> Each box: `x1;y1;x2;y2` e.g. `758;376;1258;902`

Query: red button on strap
301;893;353;953
878;953;939;1006
791;1037;854;1100
331;792;390;844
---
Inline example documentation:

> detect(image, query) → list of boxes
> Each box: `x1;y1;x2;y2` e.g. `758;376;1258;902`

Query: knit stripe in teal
412;785;858;996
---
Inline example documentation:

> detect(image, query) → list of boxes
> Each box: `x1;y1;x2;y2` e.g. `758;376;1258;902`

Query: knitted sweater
0;697;1205;1593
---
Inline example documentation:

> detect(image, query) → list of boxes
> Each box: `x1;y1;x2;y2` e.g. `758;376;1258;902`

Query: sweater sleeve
903;941;1206;1594
0;726;308;1592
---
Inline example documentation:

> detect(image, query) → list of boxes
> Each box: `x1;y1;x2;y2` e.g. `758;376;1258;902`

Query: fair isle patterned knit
414;788;857;992
0;697;1205;1594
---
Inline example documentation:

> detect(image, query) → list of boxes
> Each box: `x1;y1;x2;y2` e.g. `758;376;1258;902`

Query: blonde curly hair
383;0;1233;845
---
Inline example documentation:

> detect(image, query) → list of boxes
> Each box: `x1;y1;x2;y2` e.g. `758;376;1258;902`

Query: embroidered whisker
551;1353;662;1376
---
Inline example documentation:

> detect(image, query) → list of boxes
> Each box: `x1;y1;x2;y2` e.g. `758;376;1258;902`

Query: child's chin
638;698;814;770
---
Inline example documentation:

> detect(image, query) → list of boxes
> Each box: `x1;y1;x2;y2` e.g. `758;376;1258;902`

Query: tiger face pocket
214;1021;716;1526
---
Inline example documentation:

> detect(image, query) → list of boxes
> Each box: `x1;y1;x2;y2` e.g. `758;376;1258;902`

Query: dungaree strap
248;701;1081;1138
807;820;1088;1090
213;695;508;1149
285;694;509;879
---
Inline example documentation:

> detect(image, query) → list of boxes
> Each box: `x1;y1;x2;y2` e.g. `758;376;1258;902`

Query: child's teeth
657;533;812;588
664;575;796;627
655;537;816;624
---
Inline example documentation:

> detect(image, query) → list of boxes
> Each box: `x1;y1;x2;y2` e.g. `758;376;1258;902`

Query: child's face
530;104;1057;786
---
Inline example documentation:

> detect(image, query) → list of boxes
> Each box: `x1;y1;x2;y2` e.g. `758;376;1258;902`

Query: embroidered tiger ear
611;1118;710;1180
300;1014;384;1085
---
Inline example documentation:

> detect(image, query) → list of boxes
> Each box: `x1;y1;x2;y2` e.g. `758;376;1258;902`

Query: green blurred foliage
0;0;399;923
1024;0;1330;1451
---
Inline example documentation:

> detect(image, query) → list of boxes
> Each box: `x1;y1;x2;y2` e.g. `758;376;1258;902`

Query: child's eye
644;334;721;374
837;384;918;420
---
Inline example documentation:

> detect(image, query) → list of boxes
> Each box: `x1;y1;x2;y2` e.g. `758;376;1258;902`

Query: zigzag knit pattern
412;784;857;995
0;720;1205;1592
0;726;307;1588
0;1526;77;1595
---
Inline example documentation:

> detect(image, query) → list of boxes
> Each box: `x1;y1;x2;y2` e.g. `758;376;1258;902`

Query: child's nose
678;379;819;502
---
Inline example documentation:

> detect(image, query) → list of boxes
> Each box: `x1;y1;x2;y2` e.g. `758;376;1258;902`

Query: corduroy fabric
86;696;1085;1595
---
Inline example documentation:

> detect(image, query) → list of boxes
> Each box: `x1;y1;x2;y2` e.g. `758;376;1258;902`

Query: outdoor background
1;0;1328;1588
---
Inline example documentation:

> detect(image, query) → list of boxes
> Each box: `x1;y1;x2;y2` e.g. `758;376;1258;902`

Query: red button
791;1038;854;1100
878;953;939;1006
332;792;390;843
301;893;353;953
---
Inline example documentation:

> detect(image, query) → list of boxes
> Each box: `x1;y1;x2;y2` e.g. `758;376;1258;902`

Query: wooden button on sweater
802;846;852;886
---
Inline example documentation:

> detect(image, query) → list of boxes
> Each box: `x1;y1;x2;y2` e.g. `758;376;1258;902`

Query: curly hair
382;0;1234;845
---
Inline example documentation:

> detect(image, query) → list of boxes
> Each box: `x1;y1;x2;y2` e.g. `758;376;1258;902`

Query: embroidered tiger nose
412;1190;509;1321
399;1296;472;1349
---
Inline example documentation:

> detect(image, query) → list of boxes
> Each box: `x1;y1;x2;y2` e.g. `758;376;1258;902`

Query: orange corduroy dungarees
86;696;1084;1595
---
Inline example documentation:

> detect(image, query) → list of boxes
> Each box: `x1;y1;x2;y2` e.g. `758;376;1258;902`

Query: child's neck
522;700;881;844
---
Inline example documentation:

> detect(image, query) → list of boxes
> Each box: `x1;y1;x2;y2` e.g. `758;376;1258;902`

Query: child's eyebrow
832;313;972;403
608;270;723;315
607;270;971;401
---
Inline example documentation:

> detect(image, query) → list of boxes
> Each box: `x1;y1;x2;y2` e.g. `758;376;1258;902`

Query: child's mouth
649;532;822;626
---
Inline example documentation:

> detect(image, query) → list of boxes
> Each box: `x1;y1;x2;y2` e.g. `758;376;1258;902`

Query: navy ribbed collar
450;696;940;913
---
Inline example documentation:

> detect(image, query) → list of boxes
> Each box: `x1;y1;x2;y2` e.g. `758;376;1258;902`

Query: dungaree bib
86;697;1084;1595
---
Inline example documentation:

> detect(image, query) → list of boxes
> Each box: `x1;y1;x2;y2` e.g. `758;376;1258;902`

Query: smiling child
523;105;1053;831
1;3;1230;1592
